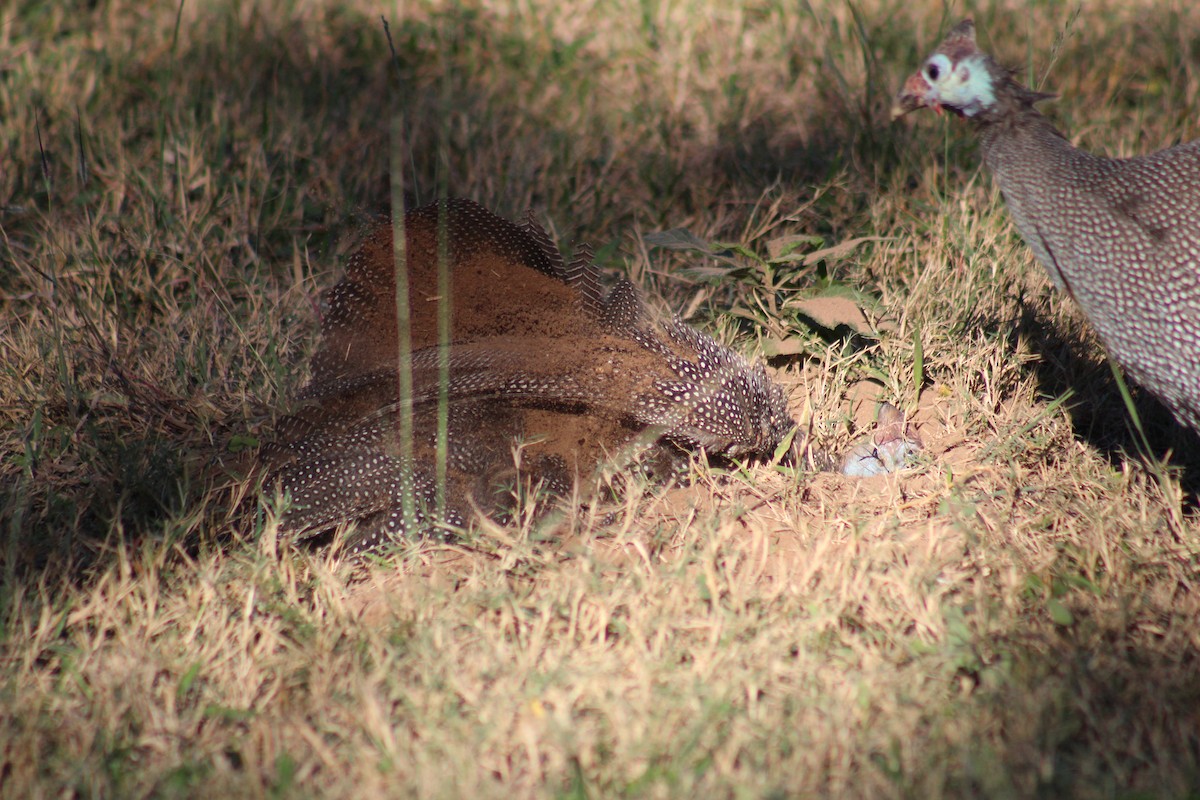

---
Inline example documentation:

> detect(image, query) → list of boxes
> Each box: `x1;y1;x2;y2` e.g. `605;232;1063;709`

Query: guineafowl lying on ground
893;19;1200;433
259;199;805;556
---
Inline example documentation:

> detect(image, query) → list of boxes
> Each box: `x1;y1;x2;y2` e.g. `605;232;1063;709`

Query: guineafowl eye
924;61;941;81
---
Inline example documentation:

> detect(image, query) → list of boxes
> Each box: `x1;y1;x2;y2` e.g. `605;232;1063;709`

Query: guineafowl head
892;19;1054;122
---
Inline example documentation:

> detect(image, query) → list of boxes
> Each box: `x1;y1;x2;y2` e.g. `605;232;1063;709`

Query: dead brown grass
2;0;1200;797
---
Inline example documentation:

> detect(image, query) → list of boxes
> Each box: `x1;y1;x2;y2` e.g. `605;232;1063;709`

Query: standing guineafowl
893;19;1200;432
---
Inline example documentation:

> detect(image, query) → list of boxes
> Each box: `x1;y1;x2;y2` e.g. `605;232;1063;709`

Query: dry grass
3;0;1200;796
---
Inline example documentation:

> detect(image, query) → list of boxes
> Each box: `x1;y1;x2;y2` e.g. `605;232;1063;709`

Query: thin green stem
390;120;416;530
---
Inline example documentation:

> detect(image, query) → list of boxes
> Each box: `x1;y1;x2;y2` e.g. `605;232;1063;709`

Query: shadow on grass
949;608;1200;796
0;370;262;581
1011;299;1200;501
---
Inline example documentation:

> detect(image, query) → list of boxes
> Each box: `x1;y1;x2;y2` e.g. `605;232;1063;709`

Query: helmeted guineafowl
259;199;800;556
894;19;1200;433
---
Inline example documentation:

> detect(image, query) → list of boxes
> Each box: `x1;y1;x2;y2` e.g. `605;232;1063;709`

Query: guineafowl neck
972;108;1110;294
975;107;1079;180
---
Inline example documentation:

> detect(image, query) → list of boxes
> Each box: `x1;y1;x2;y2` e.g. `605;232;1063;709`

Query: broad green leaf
1047;598;1074;626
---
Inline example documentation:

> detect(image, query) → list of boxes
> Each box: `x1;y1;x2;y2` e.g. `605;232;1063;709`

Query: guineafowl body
260;199;799;556
894;19;1200;432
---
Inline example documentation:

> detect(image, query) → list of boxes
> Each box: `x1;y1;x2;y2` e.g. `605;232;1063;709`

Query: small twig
34;107;51;192
380;17;405;88
171;0;186;56
75;105;88;187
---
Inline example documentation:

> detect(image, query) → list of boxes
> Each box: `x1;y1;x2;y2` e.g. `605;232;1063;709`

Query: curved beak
891;72;931;120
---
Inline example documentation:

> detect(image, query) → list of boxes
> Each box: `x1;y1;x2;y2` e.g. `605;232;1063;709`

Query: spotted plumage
261;199;799;556
895;19;1200;432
